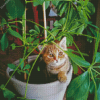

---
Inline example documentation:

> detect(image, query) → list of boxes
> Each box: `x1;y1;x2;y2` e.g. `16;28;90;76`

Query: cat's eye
58;52;63;56
49;53;53;57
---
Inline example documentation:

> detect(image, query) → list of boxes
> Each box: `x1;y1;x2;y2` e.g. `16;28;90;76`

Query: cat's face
38;37;68;74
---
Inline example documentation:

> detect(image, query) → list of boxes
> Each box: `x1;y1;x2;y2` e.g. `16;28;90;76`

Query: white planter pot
6;55;73;100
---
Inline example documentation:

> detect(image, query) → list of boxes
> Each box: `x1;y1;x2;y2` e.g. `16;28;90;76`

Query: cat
38;37;70;83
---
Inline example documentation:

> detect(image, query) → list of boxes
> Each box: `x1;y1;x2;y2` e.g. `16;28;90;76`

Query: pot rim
6;55;73;86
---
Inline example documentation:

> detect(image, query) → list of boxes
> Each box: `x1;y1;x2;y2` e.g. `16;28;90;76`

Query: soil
9;58;58;84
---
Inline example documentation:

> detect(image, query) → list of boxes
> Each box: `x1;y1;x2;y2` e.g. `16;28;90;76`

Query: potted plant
0;0;100;100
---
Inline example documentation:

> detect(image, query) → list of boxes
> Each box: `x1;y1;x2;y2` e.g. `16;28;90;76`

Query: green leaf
10;43;16;50
19;58;24;70
3;89;15;99
52;1;60;6
90;78;100;94
8;64;16;70
33;0;44;5
33;1;40;6
93;31;100;63
59;18;66;25
26;37;34;43
53;20;62;27
29;29;38;35
25;70;29;75
66;71;90;100
5;0;25;19
37;66;40;71
45;1;50;9
67;51;90;68
57;1;64;10
23;64;31;70
89;27;97;37
66;33;73;46
77;25;84;34
50;29;59;39
87;2;95;15
0;84;15;100
1;18;7;27
1;33;9;51
83;10;88;21
59;3;67;16
95;52;100;63
27;47;33;53
97;84;100;100
86;29;93;43
10;25;22;30
34;25;40;33
33;38;39;44
7;28;22;40
70;60;78;74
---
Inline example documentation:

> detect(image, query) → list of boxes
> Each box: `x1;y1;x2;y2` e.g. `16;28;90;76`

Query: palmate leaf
1;33;9;51
66;71;90;100
87;1;95;15
19;58;24;70
5;0;25;19
0;84;15;100
59;3;67;16
52;0;60;6
90;78;100;94
90;78;100;100
86;29;93;43
34;25;40;33
54;20;62;27
7;28;23;40
45;1;50;9
70;60;78;74
26;37;34;43
1;18;7;27
23;64;31;70
67;51;90;68
58;17;66;25
8;64;16;70
95;52;100;63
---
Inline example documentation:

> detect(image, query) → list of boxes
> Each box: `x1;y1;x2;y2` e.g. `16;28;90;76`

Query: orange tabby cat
38;37;70;82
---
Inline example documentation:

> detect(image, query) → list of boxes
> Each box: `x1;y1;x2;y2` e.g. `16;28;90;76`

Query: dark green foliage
5;0;25;19
0;84;15;100
1;33;9;51
67;51;90;68
66;71;90;100
7;27;23;40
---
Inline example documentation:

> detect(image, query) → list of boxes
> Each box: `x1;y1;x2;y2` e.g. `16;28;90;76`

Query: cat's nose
56;60;58;63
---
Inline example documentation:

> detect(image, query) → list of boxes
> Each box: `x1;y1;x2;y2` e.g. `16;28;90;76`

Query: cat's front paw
58;71;67;83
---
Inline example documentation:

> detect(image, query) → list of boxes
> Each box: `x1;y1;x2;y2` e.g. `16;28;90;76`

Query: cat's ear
59;37;67;50
38;45;46;54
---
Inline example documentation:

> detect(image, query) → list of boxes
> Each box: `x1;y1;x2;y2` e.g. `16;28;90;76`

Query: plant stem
8;21;22;23
92;68;100;75
43;2;47;41
22;0;27;81
24;45;45;98
90;70;98;99
26;1;33;3
25;19;55;39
